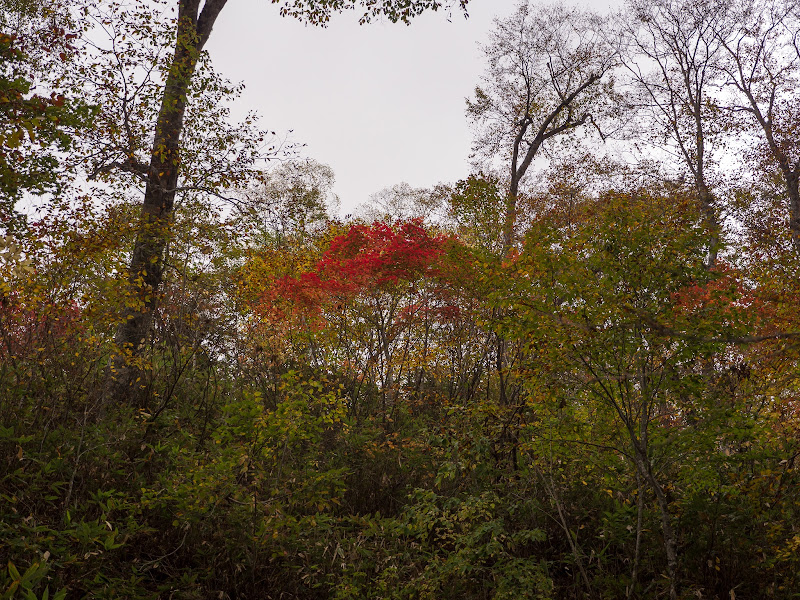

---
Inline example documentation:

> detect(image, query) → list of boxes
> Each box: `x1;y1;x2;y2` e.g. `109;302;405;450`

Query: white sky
206;0;616;214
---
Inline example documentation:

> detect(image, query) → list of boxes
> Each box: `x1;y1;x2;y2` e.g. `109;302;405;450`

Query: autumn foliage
3;1;800;599
262;220;448;310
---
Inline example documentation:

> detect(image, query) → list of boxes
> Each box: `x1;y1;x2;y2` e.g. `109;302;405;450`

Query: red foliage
0;293;83;360
317;219;448;288
670;263;754;324
267;220;451;313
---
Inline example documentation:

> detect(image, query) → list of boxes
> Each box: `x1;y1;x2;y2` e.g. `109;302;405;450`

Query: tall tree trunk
627;473;645;600
693;104;719;270
630;400;679;600
697;180;719;269
735;84;800;257
780;167;800;256
631;448;679;600
106;0;227;403
503;173;521;252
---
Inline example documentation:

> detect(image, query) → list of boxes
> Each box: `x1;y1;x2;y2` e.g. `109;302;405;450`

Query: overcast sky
206;0;615;214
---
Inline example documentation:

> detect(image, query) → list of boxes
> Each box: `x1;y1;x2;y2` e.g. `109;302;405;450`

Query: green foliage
0;33;92;232
379;489;551;600
1;559;66;600
447;173;505;256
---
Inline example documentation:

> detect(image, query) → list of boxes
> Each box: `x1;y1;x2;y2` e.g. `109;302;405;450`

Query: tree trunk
627;473;645;600
736;83;800;257
633;449;679;600
503;175;520;252
106;0;227;403
698;181;719;269
693;108;719;270
780;167;800;256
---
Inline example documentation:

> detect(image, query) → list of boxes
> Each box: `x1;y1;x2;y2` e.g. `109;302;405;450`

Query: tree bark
752;119;800;256
785;170;800;255
697;179;719;269
638;456;679;600
106;0;227;403
693;99;719;269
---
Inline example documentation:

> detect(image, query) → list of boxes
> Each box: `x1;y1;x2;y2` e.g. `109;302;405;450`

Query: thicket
2;0;800;599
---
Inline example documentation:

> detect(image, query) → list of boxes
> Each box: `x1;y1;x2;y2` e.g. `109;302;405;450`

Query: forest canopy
1;0;800;599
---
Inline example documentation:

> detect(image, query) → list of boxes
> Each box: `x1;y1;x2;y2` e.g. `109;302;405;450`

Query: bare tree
621;0;731;269
467;0;617;250
716;0;800;255
239;159;337;247
357;182;448;223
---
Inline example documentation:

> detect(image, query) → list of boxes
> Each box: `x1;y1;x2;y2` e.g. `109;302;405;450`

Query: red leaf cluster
265;220;450;315
670;263;752;321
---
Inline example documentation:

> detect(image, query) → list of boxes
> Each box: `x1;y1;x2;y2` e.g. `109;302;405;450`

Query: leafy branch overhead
273;0;470;25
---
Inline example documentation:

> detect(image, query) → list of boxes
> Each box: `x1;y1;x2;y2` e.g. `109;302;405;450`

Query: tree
504;187;750;599
357;182;448;224
74;0;270;198
254;219;458;414
467;0;617;250
238;158;337;248
107;0;471;401
446;173;505;254
0;30;89;233
716;0;800;255
621;0;731;268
